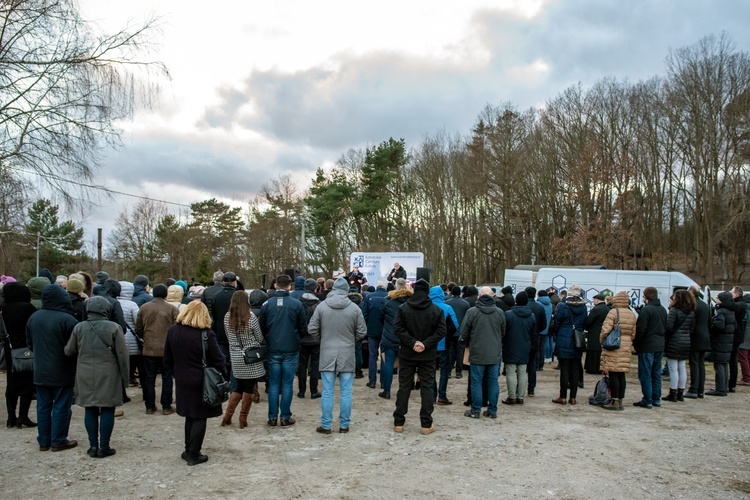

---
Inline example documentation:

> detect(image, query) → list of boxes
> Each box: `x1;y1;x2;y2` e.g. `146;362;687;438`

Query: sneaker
482;411;497;419
464;410;480;418
280;417;296;427
146;408;156;415
527;392;535;397
267;418;278;427
420;425;436;435
114;409;124;417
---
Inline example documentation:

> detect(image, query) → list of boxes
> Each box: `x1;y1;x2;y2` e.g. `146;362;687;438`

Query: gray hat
95;271;110;285
134;275;149;287
334;277;348;292
223;272;237;283
304;278;318;292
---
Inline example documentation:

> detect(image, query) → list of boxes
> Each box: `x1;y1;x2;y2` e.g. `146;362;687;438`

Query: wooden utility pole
97;228;103;271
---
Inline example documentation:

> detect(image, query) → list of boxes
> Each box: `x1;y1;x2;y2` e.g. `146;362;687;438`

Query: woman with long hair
164;301;226;466
664;290;696;402
221;290;266;428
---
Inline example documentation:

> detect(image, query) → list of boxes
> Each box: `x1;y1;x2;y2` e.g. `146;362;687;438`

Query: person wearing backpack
599;291;637;410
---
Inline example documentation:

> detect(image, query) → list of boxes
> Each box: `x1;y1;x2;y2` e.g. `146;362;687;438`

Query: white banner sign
349;252;424;285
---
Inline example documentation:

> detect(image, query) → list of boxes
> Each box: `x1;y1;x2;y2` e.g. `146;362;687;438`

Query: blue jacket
259;290;308;355
552;298;587;359
131;284;153;308
537;295;553;336
503;305;535;364
429;286;459;351
26;284;79;387
290;276;306;300
380;289;412;350
362;287;387;338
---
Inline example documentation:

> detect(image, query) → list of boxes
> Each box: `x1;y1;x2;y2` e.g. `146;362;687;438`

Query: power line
13;167;193;208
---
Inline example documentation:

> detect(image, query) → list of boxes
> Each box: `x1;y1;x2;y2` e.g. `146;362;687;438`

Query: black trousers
688;350;706;394
393;356;436;428
609;372;626;399
559;358;580;399
184;417;207;458
297;344;320;394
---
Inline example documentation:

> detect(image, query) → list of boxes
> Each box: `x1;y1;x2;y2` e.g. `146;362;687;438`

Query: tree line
3;33;749;288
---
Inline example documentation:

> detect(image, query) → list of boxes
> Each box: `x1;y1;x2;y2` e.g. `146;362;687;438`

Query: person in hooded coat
26;284;79;451
392;279;446;435
362;280;388;389
429;286;459;405
550;285;587;405
502;291;535;405
462;286;479;308
663;290;696;403
64;296;128;458
379;278;412;399
27;276;50;309
96;279;128;334
2;282;38;428
599;291;638;410
131;275;153;308
706;291;736;396
446;286;470;379
290;275;306;300
308;277;367;433
685;286;712;398
66;278;87;321
460;287;505;418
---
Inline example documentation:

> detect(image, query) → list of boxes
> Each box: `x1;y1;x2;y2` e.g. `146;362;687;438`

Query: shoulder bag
236;326;267;365
571;309;587;351
1;313;33;373
602;309;622;351
202;330;230;407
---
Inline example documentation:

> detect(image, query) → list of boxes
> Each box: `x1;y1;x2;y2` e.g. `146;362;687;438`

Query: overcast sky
74;0;750;245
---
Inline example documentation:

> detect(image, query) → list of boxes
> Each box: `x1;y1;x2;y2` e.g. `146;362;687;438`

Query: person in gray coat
64;296;129;458
308;277;367;434
460;287;506;419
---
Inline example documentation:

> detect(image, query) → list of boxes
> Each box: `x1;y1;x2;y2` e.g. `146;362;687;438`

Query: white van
533;268;699;310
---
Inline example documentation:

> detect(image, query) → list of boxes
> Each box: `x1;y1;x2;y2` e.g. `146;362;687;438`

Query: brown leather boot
221;392;242;426
238;393;253;429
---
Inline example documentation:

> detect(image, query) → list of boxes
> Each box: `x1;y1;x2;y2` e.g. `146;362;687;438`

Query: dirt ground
0;361;749;499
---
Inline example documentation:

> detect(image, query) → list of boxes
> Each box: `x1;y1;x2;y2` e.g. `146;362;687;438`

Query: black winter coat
362;288;387;338
584;302;609;352
710;293;736;363
394;290;446;361
446;295;471;326
68;292;86;322
1;283;36;398
96;279;128;334
691;296;712;352
210;285;237;345
526;298;548;338
665;307;694;360
299;293;320;346
502;305;534;364
26;284;79;387
634;299;667;353
463;287;478;308
164;324;226;419
733;297;747;343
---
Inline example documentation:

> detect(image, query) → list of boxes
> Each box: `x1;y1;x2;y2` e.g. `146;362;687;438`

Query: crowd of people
1;266;749;466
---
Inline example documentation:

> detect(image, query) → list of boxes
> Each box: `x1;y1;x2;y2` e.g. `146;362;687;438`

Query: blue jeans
367;337;381;384
379;348;398;394
432;350;451;400
267;352;299;420
36;385;74;448
320;371;354;430
470;364;499;414
84;407;115;449
543;335;555;359
142;356;174;410
637;352;663;405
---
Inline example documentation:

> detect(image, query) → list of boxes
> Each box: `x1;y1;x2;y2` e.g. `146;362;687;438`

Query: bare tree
0;0;168;199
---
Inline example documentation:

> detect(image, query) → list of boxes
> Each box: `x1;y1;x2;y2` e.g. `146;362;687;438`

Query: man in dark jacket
460;287;505;418
584;294;609;374
685;286;712;398
26;284;79;451
259;274;308;427
298;279;321;399
362;280;387;388
378;279;412;399
446;286;470;379
392;279;446;435
290;275;306;300
96;279;128;334
497;286;514;311
707;291;737;396
210;272;238;368
347;265;367;293
462;286;479;308
201;270;225;319
386;263;407;282
131;275;153;308
634;287;667;408
524;287;546;395
503;291;535;405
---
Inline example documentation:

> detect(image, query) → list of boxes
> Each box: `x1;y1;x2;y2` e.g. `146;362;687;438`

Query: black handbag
574;328;587;351
237;331;267;365
602;309;622;351
1;313;33;372
201;330;230;407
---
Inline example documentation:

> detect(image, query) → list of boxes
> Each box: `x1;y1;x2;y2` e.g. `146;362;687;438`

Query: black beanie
515;291;528;306
153;284;168;299
501;286;513;295
451;286;462;296
414;279;430;293
525;286;537;297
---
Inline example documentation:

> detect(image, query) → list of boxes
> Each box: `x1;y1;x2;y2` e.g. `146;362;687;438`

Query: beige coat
600;292;637;373
135;297;178;357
